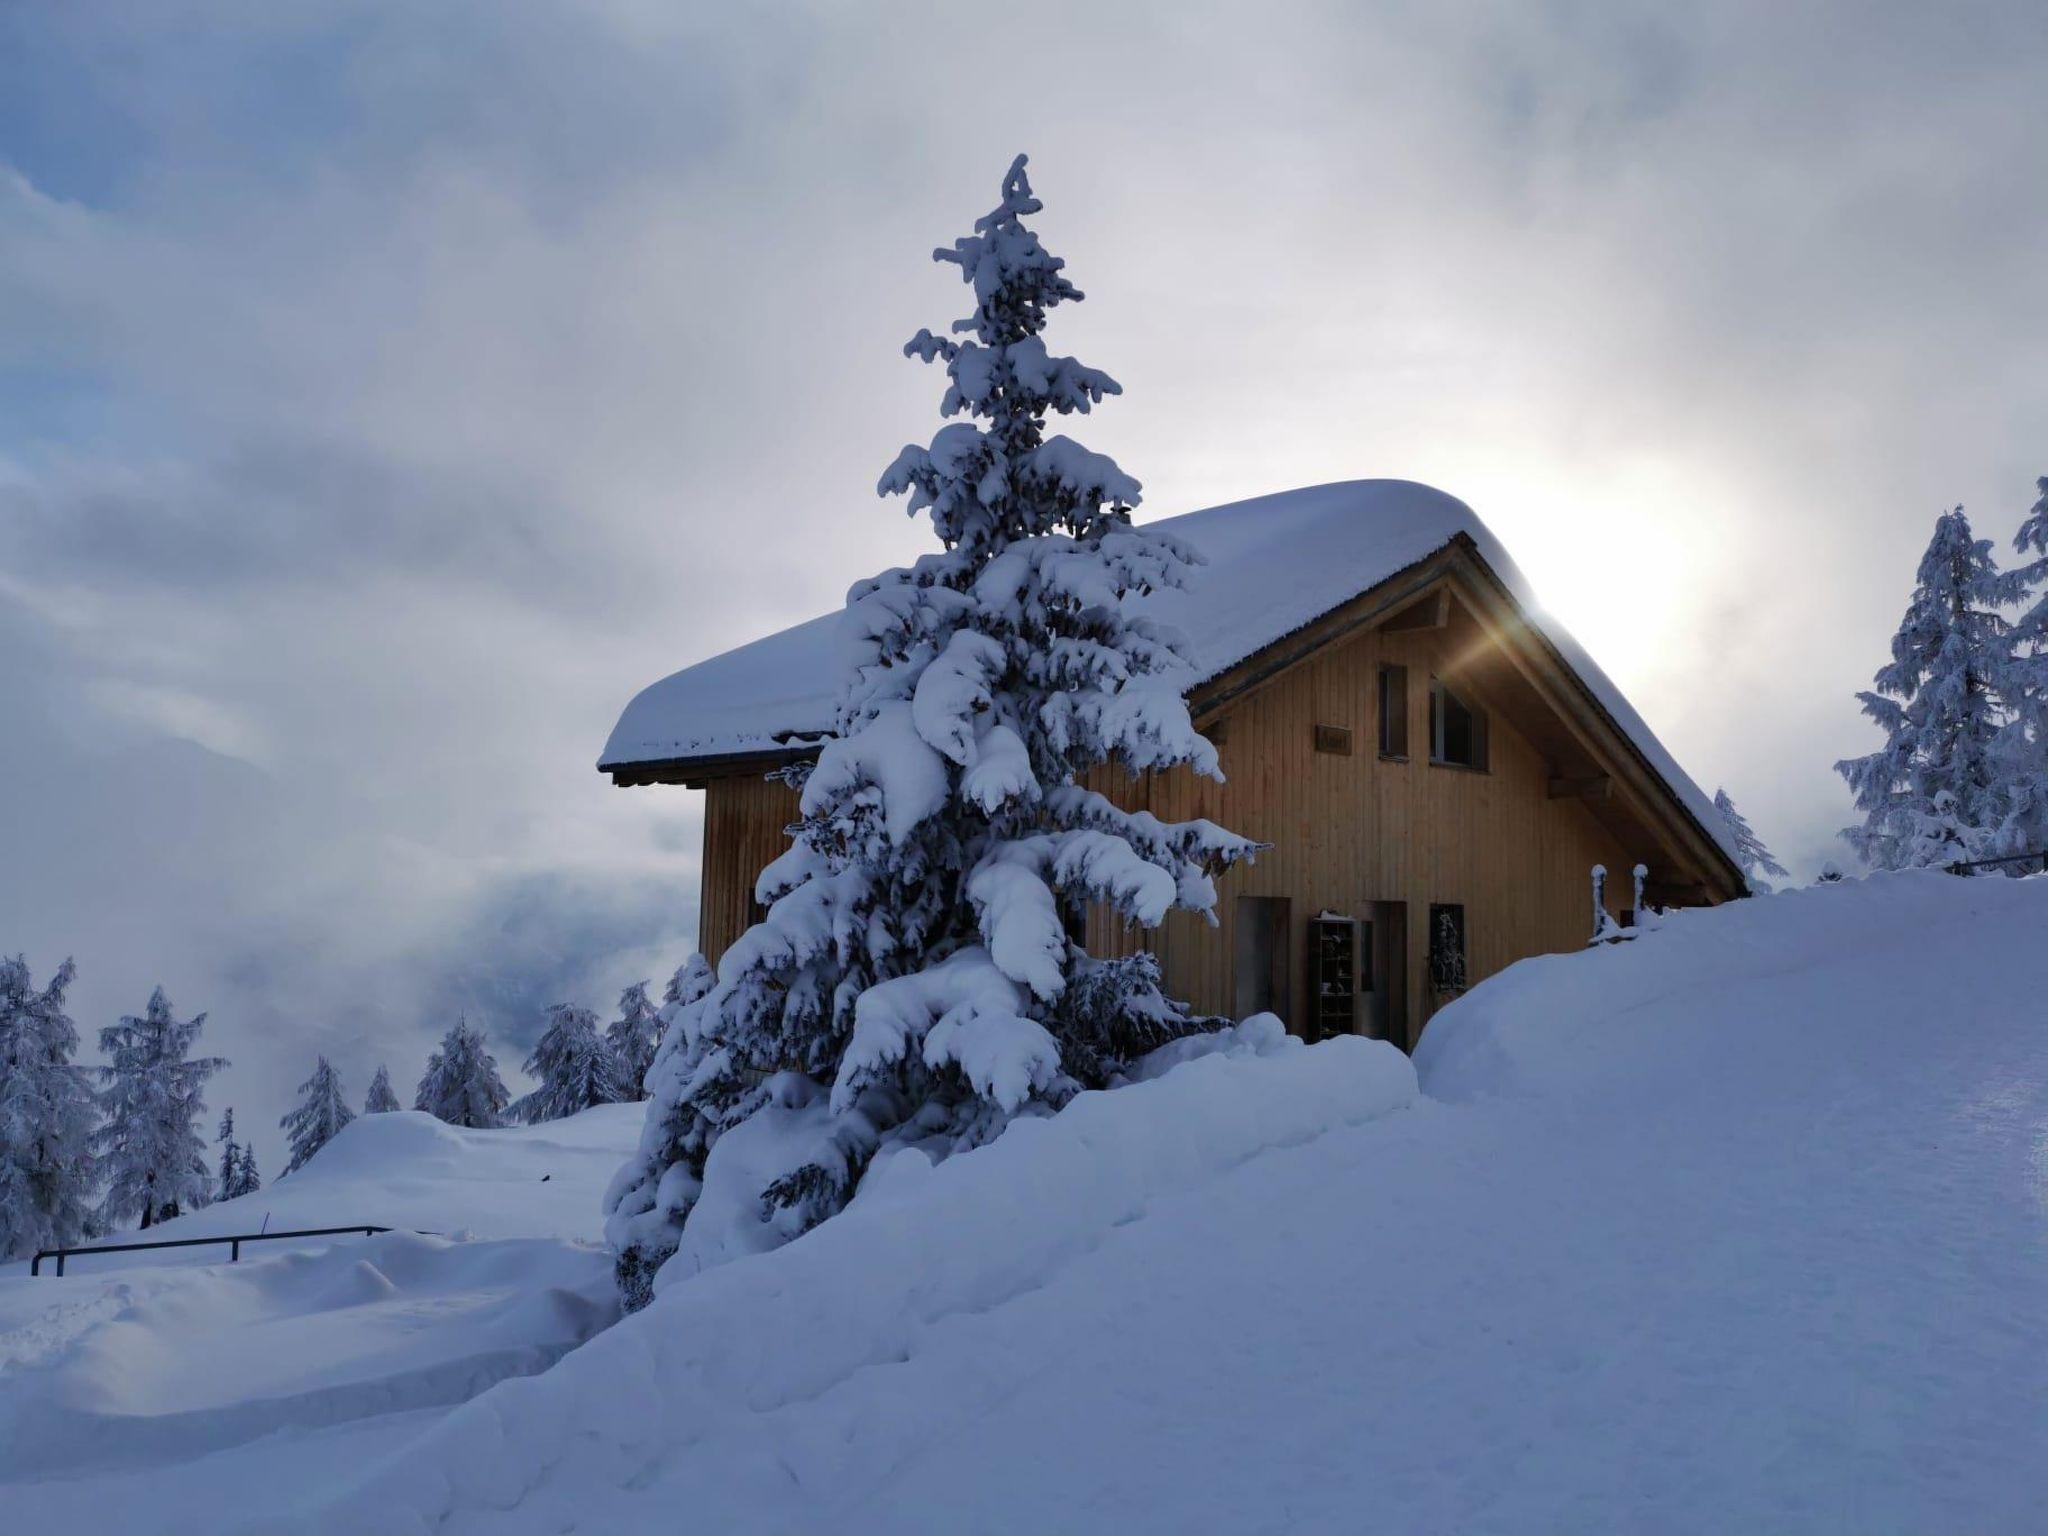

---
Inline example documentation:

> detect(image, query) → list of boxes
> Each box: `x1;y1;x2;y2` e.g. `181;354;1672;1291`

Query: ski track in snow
5;874;2048;1532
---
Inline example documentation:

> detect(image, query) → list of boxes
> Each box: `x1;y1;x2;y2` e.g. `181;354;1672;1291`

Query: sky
3;1;2045;1167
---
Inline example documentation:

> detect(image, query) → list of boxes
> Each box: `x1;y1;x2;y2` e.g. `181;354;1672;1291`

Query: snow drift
288;871;2048;1534
287;1022;1419;1533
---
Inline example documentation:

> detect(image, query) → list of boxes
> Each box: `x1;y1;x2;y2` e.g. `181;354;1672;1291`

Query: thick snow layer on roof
600;479;1735;865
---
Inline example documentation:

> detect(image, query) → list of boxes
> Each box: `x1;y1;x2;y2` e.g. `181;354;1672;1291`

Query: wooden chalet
600;480;1745;1051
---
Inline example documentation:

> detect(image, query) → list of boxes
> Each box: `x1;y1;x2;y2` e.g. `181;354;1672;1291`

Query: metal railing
30;1224;404;1277
1946;849;2048;876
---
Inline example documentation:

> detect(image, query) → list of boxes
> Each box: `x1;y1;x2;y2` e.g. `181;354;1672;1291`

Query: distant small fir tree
232;1142;261;1198
414;1017;511;1129
363;1064;402;1114
279;1056;354;1176
516;1004;631;1125
216;1107;240;1202
604;983;662;1100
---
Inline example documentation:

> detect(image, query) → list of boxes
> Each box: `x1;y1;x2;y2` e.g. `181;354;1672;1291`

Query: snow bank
0;1102;643;1529
5;1105;643;1278
0;1231;614;1481
294;871;2048;1535
288;1027;1419;1534
1413;868;2033;1102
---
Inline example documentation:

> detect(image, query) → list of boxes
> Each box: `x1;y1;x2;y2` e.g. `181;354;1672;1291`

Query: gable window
1377;664;1409;759
1429;677;1488;771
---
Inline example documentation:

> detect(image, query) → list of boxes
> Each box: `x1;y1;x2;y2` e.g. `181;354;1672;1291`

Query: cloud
2;1;2045;1162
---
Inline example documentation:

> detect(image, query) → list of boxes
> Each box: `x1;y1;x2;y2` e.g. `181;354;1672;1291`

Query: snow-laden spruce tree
606;155;1256;1309
2000;474;2048;851
0;956;97;1260
414;1016;510;1128
231;1142;261;1198
215;1107;241;1201
93;986;225;1229
280;1056;354;1176
516;1004;631;1124
604;982;662;1098
363;1064;402;1114
1714;788;1789;892
1837;507;2031;870
663;954;715;1015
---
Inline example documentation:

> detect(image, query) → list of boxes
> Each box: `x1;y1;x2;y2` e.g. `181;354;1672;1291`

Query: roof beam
1378;587;1450;632
1547;774;1612;801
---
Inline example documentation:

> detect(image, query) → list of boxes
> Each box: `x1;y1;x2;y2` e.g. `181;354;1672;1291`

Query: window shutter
1470;700;1489;772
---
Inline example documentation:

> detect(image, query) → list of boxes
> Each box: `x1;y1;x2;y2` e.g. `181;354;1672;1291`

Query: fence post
57;1252;66;1277
231;1238;240;1263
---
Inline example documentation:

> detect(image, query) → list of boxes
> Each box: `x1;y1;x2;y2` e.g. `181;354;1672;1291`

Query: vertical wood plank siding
696;613;1694;1052
1084;617;1642;1047
697;773;803;965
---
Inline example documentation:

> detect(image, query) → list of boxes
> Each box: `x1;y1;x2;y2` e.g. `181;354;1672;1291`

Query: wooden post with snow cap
1632;864;1648;928
1590;865;1607;944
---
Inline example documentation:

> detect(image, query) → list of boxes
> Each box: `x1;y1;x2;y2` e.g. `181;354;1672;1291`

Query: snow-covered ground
8;873;2048;1532
0;1106;639;1527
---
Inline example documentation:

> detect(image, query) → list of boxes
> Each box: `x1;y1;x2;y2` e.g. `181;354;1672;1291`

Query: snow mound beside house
286;870;2048;1535
287;1023;1420;1534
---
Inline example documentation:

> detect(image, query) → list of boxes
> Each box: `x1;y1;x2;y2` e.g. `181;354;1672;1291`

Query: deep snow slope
37;1104;646;1274
0;1105;640;1529
288;872;2048;1535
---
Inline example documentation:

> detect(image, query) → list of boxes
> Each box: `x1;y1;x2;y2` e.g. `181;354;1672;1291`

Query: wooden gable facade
612;531;1743;1053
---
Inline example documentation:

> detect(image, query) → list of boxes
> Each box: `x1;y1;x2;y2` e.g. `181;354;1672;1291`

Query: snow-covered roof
601;479;1737;867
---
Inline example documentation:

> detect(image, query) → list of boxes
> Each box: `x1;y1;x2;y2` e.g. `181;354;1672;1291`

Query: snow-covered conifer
604;982;661;1098
606;156;1256;1308
516;1004;630;1124
1837;508;2032;870
2000;475;2048;850
215;1107;241;1201
0;956;97;1260
93;986;225;1229
662;954;715;1013
232;1142;261;1198
1714;788;1789;891
279;1056;353;1177
363;1064;401;1114
414;1017;510;1129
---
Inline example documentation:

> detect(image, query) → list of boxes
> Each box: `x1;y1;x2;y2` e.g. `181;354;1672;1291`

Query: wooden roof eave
604;742;817;789
600;537;1744;902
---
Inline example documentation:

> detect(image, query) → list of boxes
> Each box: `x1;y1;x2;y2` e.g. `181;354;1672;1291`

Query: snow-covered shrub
415;1016;511;1129
93;986;226;1228
606;155;1256;1309
280;1056;354;1177
1837;507;2036;869
0;955;97;1259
